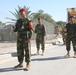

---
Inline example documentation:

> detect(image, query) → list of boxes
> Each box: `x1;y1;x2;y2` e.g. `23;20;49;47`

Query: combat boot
65;51;70;57
74;51;76;58
26;63;30;71
36;50;39;54
14;62;23;68
41;50;44;56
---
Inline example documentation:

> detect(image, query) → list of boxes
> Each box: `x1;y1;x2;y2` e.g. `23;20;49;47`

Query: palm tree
5;5;32;24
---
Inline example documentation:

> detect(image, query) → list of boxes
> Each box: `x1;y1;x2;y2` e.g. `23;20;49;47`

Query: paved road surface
0;43;76;75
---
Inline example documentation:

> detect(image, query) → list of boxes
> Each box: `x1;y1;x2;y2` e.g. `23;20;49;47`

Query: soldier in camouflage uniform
65;16;76;58
35;17;46;55
12;8;33;70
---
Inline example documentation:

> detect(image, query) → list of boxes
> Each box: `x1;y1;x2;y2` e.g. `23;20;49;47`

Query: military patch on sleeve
28;18;32;22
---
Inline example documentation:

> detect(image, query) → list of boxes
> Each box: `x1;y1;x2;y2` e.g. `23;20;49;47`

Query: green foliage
31;9;57;25
56;21;66;27
5;5;32;24
5;6;66;26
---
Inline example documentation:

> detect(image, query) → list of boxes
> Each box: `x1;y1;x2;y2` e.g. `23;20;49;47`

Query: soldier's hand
11;26;16;31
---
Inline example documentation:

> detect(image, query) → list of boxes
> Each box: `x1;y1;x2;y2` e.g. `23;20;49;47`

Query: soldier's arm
28;21;34;39
28;30;32;39
27;18;33;31
43;25;46;36
34;25;37;33
64;24;68;36
65;23;68;33
28;21;33;30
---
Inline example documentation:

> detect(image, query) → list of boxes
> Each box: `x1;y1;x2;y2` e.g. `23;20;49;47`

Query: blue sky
0;0;76;23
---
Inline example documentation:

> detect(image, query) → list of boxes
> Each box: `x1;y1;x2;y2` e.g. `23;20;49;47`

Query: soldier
65;16;76;58
12;8;33;70
35;17;46;55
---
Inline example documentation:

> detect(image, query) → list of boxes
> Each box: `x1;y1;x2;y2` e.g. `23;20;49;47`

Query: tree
56;21;66;27
31;9;57;25
31;9;44;19
5;6;32;24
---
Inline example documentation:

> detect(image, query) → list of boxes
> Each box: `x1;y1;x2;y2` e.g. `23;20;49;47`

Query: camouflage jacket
14;18;32;39
66;23;76;37
35;24;46;36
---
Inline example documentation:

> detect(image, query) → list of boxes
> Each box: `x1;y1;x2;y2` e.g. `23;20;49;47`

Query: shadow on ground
31;56;69;61
11;52;17;57
0;67;28;72
0;67;24;72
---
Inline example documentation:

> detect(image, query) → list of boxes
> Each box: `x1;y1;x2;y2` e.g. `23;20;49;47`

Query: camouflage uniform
65;23;76;52
35;24;46;53
14;18;32;64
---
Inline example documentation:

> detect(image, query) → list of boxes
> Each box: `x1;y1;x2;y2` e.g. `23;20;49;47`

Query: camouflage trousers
36;35;45;52
17;32;30;64
66;36;76;51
